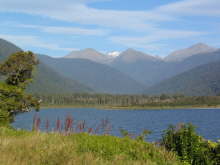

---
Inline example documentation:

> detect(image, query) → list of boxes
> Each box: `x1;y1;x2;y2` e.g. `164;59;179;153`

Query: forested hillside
111;47;220;87
39;54;145;94
0;39;92;94
27;62;92;94
2;38;220;96
0;39;22;61
146;60;220;96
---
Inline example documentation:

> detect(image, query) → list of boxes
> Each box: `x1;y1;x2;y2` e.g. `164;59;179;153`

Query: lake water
12;108;220;142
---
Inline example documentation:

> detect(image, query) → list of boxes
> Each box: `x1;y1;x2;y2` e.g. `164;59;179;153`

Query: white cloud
0;0;171;31
110;29;206;50
156;0;220;16
16;24;108;36
0;0;219;31
0;0;219;55
0;34;75;51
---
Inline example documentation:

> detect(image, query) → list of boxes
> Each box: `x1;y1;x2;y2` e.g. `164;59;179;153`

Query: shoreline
40;104;220;110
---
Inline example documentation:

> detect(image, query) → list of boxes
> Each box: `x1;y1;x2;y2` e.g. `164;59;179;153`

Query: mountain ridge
0;38;92;94
39;54;145;94
65;48;113;64
0;38;22;61
164;43;217;62
63;43;217;64
145;60;220;96
1;38;220;96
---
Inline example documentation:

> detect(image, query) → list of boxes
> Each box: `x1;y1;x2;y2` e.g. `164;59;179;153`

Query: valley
1;38;220;96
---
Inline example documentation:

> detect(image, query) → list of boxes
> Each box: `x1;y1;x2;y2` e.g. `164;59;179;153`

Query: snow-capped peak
107;51;120;58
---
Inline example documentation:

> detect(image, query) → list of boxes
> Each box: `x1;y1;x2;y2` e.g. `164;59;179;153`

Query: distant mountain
164;43;217;62
0;38;91;94
146;60;220;96
39;55;145;94
0;38;22;61
65;48;113;64
27;62;92;94
110;48;165;86
111;47;220;87
113;48;159;63
2;38;220;96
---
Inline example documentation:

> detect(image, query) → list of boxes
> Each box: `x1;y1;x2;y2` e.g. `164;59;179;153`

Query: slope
27;62;92;94
0;38;22;61
0;38;92;94
65;48;113;64
111;48;165;86
39;54;145;94
111;48;220;87
164;43;217;62
146;60;220;96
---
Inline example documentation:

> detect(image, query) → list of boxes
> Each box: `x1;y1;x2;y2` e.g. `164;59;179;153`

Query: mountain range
1;38;220;96
111;44;220;87
164;43;217;62
65;48;113;64
146;60;220;96
0;39;92;94
38;55;144;94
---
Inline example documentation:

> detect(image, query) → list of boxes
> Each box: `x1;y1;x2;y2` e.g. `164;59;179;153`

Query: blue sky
0;0;219;57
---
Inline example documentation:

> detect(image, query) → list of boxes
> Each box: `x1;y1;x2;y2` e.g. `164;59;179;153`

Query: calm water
12;108;220;142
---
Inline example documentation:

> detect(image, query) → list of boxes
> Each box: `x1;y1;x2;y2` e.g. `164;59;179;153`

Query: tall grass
0;127;182;165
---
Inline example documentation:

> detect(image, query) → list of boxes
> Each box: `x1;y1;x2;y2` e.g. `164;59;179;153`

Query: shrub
161;123;220;165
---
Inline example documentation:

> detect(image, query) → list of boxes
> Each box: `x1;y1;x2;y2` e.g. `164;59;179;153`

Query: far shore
40;104;220;110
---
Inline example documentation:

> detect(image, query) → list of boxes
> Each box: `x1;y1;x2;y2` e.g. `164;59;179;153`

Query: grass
0;127;183;165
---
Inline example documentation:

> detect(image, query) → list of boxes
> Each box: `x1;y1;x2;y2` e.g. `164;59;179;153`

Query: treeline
35;93;220;108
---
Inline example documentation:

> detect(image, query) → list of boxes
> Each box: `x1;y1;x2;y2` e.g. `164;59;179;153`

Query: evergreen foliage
161;123;220;165
0;51;39;87
0;51;39;125
36;93;220;109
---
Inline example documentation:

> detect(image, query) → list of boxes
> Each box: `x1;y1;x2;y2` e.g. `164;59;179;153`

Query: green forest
36;93;220;109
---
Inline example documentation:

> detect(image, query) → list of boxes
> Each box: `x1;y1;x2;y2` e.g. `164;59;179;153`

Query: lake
12;108;220;142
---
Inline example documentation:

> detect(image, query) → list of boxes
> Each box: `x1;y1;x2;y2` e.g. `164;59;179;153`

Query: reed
32;114;113;136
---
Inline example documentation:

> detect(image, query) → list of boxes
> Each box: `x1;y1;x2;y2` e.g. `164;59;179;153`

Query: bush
161;123;220;165
0;109;10;126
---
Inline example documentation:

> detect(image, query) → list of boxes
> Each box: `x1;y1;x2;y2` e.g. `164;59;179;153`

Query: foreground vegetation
0;127;182;165
1;123;220;165
162;124;220;165
36;93;220;109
